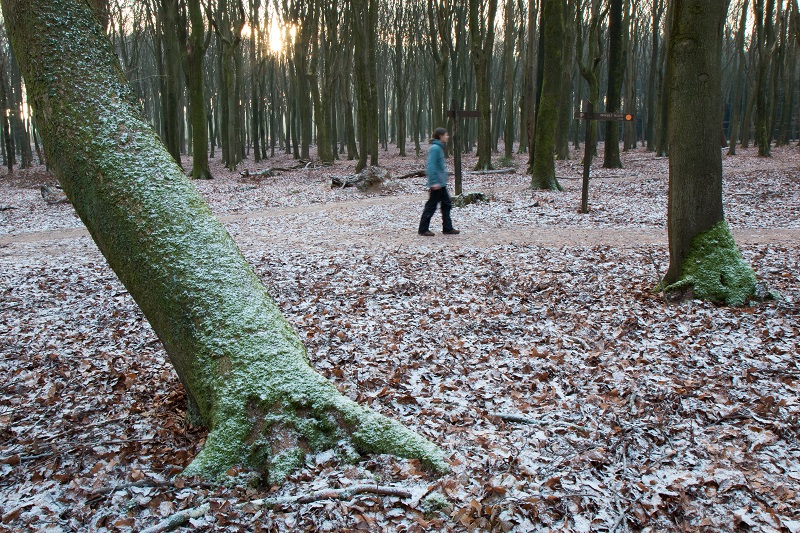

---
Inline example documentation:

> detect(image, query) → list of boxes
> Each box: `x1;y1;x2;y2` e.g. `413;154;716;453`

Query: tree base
182;357;450;483
662;220;756;306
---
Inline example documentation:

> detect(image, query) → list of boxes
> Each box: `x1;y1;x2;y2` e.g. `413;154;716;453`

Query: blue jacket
426;139;447;188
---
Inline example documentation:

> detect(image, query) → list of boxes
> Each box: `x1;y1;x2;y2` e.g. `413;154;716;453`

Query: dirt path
2;191;799;252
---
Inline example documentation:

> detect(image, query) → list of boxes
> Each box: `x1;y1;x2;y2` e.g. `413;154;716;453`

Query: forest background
1;0;798;177
1;0;800;532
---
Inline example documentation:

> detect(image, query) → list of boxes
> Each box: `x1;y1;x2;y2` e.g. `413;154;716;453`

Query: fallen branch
489;412;588;432
140;484;412;533
396;169;426;179
239;168;275;179
254;484;413;506
139;503;211;533
464;168;515;176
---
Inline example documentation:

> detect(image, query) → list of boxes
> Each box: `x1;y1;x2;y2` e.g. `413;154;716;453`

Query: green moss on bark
4;0;450;485
663;220;756;306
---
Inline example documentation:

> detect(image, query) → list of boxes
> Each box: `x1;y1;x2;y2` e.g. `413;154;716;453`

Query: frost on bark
2;0;449;481
662;0;756;306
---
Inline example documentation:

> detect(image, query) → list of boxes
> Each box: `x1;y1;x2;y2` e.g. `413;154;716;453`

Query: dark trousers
418;187;453;233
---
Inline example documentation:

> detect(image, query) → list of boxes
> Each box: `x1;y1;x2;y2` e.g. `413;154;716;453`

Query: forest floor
1;143;799;532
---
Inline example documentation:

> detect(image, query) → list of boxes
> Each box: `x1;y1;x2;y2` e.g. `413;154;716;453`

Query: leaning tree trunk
663;0;756;306
530;0;564;190
2;0;448;481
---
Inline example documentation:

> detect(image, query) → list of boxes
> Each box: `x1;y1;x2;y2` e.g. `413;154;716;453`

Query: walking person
418;128;460;236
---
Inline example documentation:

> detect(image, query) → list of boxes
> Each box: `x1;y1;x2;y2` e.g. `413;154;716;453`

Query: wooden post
580;101;593;213
451;99;463;195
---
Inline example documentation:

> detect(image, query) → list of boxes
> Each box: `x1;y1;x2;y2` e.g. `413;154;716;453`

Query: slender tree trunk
518;0;536;154
754;0;777;156
646;0;663;150
603;0;624;168
2;0;448;482
578;0;604;158
470;0;499;170
728;0;750;156
180;0;212;178
249;0;261;163
663;0;755;305
502;0;516;159
556;0;576;160
7;50;32;168
0;58;12;174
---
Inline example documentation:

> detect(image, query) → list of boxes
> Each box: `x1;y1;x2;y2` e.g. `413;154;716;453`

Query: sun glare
269;20;284;54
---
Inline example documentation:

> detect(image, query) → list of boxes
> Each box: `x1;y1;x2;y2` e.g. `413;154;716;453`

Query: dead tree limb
396;169;427;179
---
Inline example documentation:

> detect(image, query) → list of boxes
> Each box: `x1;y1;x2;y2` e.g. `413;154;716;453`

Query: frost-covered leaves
1;145;799;531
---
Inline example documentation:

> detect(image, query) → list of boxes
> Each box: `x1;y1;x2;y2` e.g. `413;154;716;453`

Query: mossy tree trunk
530;0;563;190
2;0;448;481
663;0;756;306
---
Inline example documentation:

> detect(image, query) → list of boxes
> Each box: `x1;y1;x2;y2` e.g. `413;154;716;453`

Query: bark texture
2;0;448;481
663;0;755;305
530;0;563;190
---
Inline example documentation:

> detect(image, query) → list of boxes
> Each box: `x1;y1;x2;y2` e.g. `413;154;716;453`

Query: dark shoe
418;230;435;236
443;229;460;235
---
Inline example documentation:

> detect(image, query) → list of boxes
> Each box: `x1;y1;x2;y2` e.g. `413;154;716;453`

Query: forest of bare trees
1;0;798;180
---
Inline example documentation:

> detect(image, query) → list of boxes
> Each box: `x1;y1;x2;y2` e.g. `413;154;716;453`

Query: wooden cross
574;101;634;213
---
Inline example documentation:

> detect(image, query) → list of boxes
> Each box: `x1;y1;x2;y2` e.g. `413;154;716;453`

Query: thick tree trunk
663;0;755;306
3;0;448;481
530;0;563;190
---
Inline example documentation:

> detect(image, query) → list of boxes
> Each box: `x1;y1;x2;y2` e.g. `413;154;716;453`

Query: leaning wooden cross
574;102;634;213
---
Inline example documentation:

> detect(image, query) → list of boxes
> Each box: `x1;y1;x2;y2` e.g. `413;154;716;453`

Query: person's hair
432;127;448;140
